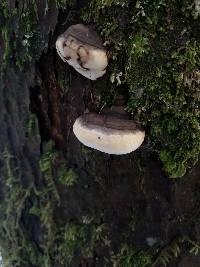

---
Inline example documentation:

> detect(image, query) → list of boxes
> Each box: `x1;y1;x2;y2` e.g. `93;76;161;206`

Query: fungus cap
56;24;108;80
73;113;145;155
61;24;105;49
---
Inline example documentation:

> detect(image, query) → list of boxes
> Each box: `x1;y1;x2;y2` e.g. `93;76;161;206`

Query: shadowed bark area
0;1;200;267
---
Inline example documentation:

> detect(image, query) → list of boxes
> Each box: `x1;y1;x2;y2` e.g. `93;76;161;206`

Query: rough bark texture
0;1;200;267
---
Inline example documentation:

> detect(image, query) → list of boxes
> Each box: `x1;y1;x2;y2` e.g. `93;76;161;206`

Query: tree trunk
0;1;200;266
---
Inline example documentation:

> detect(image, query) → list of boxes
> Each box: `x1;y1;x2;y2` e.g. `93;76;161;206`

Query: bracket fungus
56;24;108;80
73;110;145;155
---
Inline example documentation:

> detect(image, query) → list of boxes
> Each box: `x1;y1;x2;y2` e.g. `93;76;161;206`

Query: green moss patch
81;0;200;178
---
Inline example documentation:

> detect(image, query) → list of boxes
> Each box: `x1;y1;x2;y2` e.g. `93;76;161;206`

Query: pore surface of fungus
73;113;145;155
56;24;108;80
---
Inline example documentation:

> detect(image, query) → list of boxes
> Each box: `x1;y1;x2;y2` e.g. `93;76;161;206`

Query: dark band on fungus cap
81;113;139;131
61;24;105;50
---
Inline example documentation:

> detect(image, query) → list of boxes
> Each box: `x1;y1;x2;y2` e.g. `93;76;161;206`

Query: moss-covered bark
0;1;200;267
80;0;200;178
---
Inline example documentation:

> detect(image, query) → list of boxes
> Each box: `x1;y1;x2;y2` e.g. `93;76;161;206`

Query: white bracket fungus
73;113;145;155
56;24;108;80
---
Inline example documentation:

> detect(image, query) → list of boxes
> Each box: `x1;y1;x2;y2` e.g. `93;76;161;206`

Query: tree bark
0;1;200;267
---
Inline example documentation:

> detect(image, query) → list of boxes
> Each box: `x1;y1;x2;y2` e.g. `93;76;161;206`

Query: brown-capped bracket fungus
56;24;108;80
73;106;145;155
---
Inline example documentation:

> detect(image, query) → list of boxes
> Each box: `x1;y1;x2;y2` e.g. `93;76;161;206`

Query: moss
0;149;46;267
0;3;13;70
25;113;40;138
0;142;60;267
113;237;200;267
55;0;74;9
81;0;200;178
58;167;78;186
0;0;59;70
1;27;10;65
55;223;89;264
15;4;45;69
1;0;200;265
127;39;200;178
112;244;152;267
0;140;110;266
186;238;200;255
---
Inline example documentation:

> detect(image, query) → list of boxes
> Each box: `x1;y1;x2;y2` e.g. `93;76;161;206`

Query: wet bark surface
0;1;200;267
